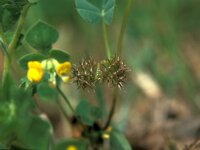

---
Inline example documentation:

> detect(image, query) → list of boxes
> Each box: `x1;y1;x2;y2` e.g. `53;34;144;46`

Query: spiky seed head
72;58;97;90
99;56;130;89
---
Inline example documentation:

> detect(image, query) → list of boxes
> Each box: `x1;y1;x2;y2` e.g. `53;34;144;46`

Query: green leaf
75;100;94;126
53;138;88;150
17;116;52;150
26;21;59;51
95;84;106;115
0;83;34;143
1;9;19;31
0;101;16;123
49;49;70;63
0;102;16;143
75;0;116;24
37;82;58;101
110;130;132;150
0;143;5;149
18;53;46;69
90;106;103;120
19;77;31;90
0;0;29;31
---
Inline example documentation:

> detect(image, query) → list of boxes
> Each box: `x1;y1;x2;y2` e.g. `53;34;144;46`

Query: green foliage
5;32;24;49
19;77;31;90
53;138;88;150
49;49;70;63
75;0;116;24
0;73;51;149
90;106;103;120
2;73;13;101
76;100;94;126
18;53;46;69
0;143;5;149
95;84;106;114
17;116;51;150
110;129;132;150
18;49;71;70
0;0;134;149
37;82;58;101
0;0;29;31
75;100;103;126
26;21;59;51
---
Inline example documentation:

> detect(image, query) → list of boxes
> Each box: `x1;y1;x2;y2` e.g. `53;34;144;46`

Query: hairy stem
102;20;111;59
56;86;75;114
117;0;133;55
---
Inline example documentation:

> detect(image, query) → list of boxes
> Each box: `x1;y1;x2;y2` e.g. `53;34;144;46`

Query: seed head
72;58;97;89
99;56;130;89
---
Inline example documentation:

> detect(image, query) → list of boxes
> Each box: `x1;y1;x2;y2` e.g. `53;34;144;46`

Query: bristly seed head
99;56;130;89
72;56;130;90
72;58;97;90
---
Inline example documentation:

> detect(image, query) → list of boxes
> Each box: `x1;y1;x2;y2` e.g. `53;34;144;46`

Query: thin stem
117;0;133;56
103;88;118;130
1;3;31;85
2;57;10;85
0;40;9;57
104;0;133;130
56;98;71;122
0;24;8;48
56;86;75;114
102;20;111;59
0;24;9;85
8;3;31;56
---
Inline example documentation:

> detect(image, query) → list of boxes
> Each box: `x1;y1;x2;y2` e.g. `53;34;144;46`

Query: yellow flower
102;126;112;139
27;61;43;83
66;145;77;150
102;133;110;139
56;62;71;76
56;62;71;83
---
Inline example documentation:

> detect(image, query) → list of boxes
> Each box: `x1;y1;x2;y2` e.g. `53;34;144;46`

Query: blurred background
1;0;200;149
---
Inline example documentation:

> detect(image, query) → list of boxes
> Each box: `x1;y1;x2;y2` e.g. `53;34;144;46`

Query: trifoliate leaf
75;0;116;24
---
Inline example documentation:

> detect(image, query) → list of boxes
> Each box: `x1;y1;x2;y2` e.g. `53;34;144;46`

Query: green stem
0;25;9;85
117;0;133;56
56;98;71;122
102;20;111;59
0;24;8;48
103;88;118;130
1;3;31;84
104;0;133;129
56;86;75;114
2;57;10;85
8;3;31;56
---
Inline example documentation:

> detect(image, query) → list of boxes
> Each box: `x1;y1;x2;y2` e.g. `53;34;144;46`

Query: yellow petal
66;145;77;150
27;68;43;83
28;61;42;70
56;62;71;76
60;76;70;83
102;133;110;139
